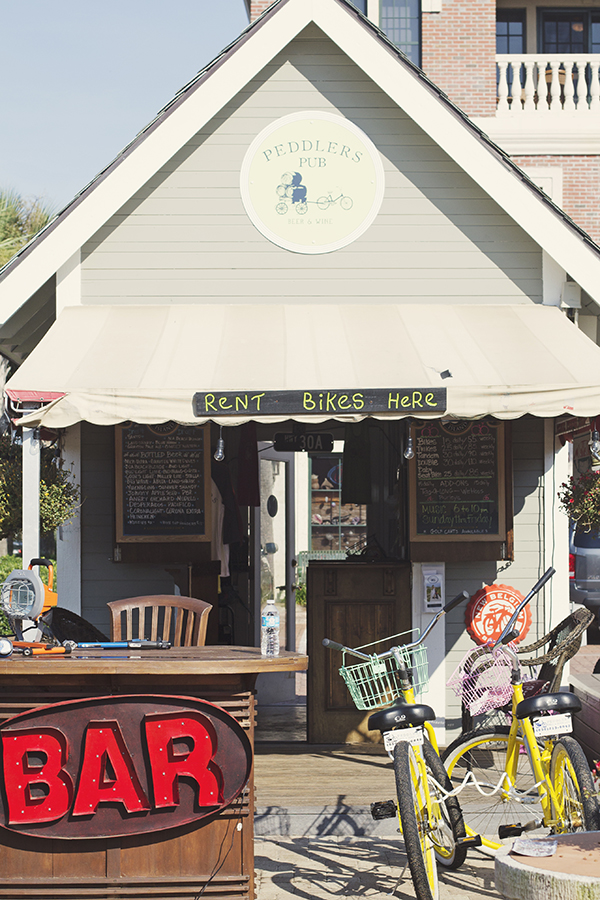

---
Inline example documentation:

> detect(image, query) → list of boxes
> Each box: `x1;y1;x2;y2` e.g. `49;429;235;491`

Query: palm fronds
0;189;54;268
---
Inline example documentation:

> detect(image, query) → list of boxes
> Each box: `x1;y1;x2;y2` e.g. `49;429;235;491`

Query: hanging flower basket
558;472;600;532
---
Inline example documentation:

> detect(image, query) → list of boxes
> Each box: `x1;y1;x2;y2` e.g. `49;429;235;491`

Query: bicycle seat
368;699;435;733
515;691;581;720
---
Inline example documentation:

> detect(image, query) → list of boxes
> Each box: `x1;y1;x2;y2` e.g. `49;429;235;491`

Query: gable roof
1;0;600;328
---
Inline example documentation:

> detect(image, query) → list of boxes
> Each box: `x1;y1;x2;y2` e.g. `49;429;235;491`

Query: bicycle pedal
455;835;482;849
370;800;397;820
498;824;524;839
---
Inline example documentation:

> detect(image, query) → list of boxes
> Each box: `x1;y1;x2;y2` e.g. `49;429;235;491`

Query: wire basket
339;632;429;711
447;645;514;716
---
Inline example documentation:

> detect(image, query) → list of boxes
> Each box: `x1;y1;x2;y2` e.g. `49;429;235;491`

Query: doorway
252;445;306;740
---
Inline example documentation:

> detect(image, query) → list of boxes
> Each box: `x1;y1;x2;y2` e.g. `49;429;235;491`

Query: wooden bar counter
0;646;308;900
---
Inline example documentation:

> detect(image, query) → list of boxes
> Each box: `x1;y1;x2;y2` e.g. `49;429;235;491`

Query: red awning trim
5;390;65;403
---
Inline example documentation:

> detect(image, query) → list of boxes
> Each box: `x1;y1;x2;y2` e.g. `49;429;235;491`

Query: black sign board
193;388;446;418
115;423;211;543
273;432;334;452
409;420;506;541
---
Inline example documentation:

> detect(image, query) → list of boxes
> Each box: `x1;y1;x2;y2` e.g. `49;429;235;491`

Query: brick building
247;0;600;246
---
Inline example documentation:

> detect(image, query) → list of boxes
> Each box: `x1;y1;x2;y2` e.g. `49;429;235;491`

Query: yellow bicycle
324;590;480;900
442;567;600;850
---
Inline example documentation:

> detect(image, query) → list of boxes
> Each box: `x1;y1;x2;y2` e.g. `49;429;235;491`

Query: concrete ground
253;631;600;898
255;836;498;899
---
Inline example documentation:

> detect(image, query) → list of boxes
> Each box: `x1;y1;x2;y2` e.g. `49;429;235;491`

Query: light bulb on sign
214;425;225;462
404;429;415;460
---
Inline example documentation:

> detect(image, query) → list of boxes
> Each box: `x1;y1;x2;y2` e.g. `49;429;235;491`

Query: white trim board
1;0;600;324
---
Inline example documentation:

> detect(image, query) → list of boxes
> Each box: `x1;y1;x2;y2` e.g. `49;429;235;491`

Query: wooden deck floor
254;742;393;810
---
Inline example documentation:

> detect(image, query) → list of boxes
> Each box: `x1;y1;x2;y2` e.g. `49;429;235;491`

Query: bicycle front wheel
394;741;438;900
550;736;600;833
422;740;467;870
442;727;540;851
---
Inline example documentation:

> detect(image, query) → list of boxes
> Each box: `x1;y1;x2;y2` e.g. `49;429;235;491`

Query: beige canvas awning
6;302;600;427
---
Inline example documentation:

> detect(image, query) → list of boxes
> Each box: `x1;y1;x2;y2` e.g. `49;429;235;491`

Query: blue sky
0;1;250;211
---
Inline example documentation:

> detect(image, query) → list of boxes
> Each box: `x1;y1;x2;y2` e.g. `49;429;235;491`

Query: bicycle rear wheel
394;741;438;900
550;736;600;833
442;727;541;850
422;740;467;870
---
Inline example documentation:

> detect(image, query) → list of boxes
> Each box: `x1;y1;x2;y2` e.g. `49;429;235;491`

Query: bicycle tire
394;741;438;900
442;727;540;850
550;735;600;833
317;196;330;210
422;740;467;869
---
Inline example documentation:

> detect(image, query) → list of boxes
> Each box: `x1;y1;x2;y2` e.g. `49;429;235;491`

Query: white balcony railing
497;54;600;113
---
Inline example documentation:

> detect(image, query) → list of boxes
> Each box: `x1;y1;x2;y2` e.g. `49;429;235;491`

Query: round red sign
466;584;531;646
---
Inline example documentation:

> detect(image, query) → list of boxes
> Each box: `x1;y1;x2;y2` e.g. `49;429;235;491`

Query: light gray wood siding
81;25;542;304
80;423;175;634
444;416;546;739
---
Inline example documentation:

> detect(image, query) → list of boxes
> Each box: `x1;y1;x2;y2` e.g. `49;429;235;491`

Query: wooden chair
107;595;212;647
459;606;595;734
518;605;596;692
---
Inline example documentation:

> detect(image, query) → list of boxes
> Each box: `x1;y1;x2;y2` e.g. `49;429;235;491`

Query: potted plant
558;471;600;532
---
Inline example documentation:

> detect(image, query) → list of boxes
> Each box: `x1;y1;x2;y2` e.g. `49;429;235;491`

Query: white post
577;59;588;110
57;423;82;613
522;60;534;110
412;562;445;746
544;420;570;637
22;427;40;566
366;0;379;26
590;61;600;109
544;59;556;113
497;60;510;112
563;60;576;111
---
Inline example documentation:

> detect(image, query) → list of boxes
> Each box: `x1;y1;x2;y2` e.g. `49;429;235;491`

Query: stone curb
495;844;600;900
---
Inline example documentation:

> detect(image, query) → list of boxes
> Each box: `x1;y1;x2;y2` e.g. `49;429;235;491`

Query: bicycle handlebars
443;590;470;615
322;590;470;660
493;567;555;650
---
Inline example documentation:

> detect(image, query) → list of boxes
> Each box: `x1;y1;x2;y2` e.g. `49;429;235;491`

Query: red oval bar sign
0;695;252;840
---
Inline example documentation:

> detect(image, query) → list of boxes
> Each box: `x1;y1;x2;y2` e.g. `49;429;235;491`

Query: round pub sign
466;584;532;646
240;111;385;254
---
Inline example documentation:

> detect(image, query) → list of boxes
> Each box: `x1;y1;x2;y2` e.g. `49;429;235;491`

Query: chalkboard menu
115;423;211;543
409;420;506;541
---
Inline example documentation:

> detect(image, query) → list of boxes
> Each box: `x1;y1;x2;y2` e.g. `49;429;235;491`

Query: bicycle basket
447;645;513;716
339;634;428;711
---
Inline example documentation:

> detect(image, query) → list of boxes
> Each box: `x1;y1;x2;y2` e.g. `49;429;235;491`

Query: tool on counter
62;640;172;650
0;638;71;657
21;644;71;657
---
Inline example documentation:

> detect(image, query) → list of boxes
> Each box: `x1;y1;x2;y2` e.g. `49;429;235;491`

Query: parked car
570;521;600;621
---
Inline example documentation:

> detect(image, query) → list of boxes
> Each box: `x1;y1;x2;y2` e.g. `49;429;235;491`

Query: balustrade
496;54;600;113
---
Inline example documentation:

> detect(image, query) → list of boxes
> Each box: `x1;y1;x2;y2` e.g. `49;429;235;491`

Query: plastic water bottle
260;601;280;657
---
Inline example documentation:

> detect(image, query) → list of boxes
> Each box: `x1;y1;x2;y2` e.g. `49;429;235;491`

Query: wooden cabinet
0;648;307;899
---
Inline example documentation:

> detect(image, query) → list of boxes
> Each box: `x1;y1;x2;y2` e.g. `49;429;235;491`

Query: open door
252;446;301;726
252;445;296;650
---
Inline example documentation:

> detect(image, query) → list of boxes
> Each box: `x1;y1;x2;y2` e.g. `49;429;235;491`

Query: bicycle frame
401;677;440;755
494;655;570;832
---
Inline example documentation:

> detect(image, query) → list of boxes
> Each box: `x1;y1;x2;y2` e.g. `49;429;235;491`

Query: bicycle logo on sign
275;172;353;215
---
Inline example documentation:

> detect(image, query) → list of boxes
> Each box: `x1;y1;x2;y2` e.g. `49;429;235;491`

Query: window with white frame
380;0;421;65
